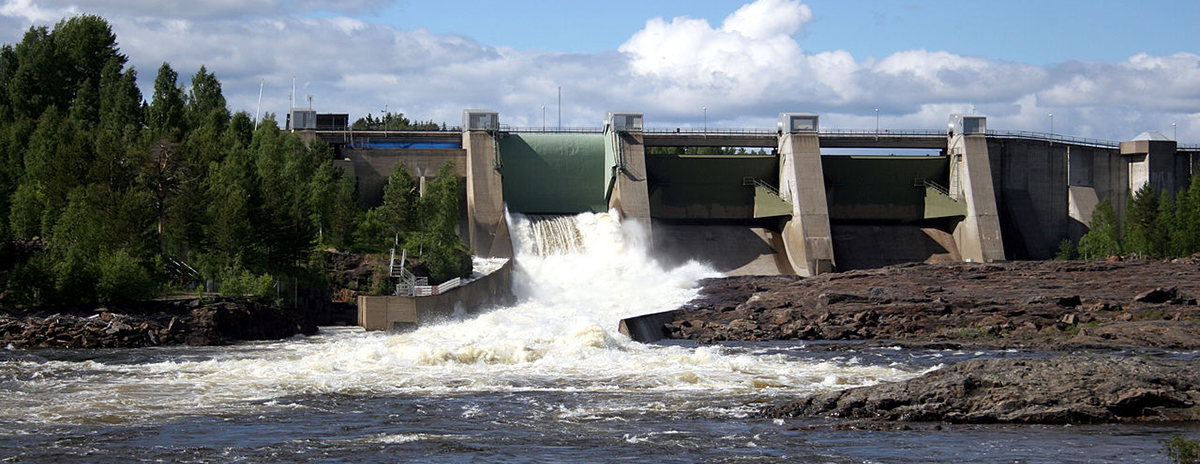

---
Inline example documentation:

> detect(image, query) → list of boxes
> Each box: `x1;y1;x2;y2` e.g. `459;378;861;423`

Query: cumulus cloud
619;0;810;107
0;0;1195;139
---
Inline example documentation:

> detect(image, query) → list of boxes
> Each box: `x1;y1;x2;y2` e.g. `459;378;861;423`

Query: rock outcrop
667;260;1200;349
0;298;318;348
761;356;1200;424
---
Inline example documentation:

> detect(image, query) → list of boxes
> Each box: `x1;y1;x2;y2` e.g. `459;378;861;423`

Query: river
0;211;1191;462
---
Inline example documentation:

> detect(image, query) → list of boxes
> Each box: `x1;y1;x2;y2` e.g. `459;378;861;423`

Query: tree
409;160;471;284
185;65;228;136
7;26;64;120
147;62;185;140
1078;199;1122;259
52;14;123;102
378;161;419;238
98;57;141;139
1172;175;1200;256
1124;184;1163;257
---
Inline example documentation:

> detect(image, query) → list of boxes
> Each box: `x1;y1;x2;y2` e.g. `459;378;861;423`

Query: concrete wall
1067;145;1128;243
606;130;653;235
947;133;1005;262
1122;140;1187;197
358;259;515;331
778;132;835;275
645;154;778;219
465;131;512;258
618;310;681;343
823;156;951;222
984;139;1130;259
335;148;465;207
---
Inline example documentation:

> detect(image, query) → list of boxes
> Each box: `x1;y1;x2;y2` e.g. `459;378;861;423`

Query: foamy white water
0;211;920;428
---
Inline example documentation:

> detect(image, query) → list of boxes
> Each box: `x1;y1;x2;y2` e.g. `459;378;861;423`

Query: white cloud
0;0;1196;140
1;0;74;23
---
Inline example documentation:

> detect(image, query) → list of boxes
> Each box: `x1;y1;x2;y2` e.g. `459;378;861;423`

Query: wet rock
1135;287;1178;304
0;298;317;349
667;260;1200;350
761;356;1200;424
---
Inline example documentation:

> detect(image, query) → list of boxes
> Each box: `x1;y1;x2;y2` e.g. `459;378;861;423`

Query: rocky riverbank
663;259;1200;425
0;298;318;348
668;259;1200;350
761;356;1200;424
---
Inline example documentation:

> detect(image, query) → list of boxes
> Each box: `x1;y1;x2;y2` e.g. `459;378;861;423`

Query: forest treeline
0;15;469;307
1069;181;1200;260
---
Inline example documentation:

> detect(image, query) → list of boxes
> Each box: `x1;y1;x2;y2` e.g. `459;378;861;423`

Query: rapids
0;210;916;428
0;211;1189;463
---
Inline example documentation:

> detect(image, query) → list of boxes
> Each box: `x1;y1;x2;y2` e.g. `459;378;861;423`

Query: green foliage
1078;199;1122;259
1162;434;1200;464
1124;184;1164;257
95;248;157;304
378;162;419;239
147;62;185;140
219;265;275;301
407;160;471;284
1074;176;1200;261
1053;238;1077;260
351;112;440;131
0;14;465;307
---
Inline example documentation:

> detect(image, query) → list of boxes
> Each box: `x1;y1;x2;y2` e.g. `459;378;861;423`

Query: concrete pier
948;115;1005;263
777;114;836;276
463;110;512;258
604;112;653;236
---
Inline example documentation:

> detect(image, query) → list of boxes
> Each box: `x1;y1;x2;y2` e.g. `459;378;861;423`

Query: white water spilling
0;210;920;428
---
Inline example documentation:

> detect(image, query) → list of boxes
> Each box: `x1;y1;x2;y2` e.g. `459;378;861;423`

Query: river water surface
1;212;1194;463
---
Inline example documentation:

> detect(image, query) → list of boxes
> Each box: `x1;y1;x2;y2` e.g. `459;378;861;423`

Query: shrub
95;248;157;304
1162;434;1200;464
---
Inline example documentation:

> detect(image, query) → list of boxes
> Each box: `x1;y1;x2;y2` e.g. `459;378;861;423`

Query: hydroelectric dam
310;110;1200;276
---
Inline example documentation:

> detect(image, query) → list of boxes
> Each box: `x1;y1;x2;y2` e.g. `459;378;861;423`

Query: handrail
922;179;954;197
327;126;1192;149
985;130;1121;149
751;178;790;204
502;126;604;134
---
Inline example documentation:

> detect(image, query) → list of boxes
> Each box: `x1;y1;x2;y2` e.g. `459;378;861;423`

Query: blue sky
379;1;1196;65
1;0;1197;141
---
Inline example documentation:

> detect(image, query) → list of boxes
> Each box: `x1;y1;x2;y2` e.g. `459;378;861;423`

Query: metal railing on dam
320;127;1195;151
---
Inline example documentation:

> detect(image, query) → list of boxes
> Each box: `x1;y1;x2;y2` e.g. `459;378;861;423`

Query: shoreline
0;298;318;348
665;259;1200;424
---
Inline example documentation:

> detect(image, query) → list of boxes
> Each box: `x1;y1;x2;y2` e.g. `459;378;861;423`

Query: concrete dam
320;110;1199;276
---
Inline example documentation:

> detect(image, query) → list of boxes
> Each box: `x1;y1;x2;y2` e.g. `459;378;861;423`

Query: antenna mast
254;79;264;130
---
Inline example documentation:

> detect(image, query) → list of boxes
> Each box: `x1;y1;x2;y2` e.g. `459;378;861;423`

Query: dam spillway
322;110;1199;275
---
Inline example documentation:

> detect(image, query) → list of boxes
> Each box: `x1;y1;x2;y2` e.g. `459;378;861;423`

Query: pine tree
1079;199;1122;259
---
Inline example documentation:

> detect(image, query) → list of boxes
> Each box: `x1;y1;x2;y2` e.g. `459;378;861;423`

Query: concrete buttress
604;125;653;240
777;131;835;276
948;133;1005;262
464;130;513;258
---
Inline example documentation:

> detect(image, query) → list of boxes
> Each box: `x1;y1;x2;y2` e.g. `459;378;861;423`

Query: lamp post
874;108;880;140
1048;113;1054;145
1172;122;1177;141
541;105;546;132
703;107;707;135
382;104;388;136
